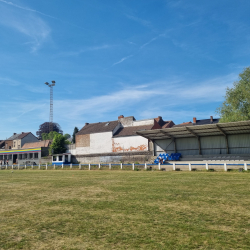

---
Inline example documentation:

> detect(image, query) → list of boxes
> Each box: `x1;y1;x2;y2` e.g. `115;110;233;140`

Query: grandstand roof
136;120;250;140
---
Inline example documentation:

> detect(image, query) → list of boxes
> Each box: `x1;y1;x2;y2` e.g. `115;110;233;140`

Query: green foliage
72;127;79;144
216;66;250;122
64;133;71;139
49;133;68;155
42;131;59;140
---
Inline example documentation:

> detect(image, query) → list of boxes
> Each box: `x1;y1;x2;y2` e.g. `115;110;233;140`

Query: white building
68;115;174;163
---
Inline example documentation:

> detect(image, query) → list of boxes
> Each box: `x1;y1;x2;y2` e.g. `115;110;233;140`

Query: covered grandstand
136;120;250;161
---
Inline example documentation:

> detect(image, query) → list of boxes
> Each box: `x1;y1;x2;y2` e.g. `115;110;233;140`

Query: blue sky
0;0;250;139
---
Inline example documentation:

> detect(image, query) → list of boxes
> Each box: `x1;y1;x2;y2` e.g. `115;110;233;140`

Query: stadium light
45;81;56;132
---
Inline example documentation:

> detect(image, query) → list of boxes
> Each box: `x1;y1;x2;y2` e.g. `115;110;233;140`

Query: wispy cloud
112;55;134;66
58;45;112;57
140;33;165;49
0;1;51;52
0;0;58;19
0;73;237;137
0;77;20;86
126;14;152;29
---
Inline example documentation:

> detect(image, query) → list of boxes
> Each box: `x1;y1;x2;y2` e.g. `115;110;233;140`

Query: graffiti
112;139;147;152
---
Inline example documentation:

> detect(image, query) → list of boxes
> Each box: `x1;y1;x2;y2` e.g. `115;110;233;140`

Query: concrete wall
112;136;148;153
74;132;113;155
72;151;154;164
133;119;154;126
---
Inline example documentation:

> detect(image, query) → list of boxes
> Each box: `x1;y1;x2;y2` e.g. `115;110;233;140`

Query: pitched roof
17;132;31;139
173;118;220;127
22;140;52;149
77;121;119;135
113;125;154;137
6;133;21;140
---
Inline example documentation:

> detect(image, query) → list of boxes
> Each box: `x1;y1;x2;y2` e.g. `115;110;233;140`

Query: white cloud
58;45;112;57
0;1;51;52
126;14;152;28
0;77;20;86
0;73;237;138
112;55;134;66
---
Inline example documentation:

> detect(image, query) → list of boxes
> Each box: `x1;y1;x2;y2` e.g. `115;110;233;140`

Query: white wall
74;132;113;155
133;119;154;127
112;136;148;153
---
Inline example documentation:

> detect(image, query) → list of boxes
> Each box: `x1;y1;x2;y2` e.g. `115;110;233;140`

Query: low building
68;115;174;163
4;132;39;150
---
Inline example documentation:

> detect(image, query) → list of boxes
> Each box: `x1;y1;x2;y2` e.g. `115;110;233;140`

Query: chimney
22;132;25;134
193;117;197;124
13;133;16;135
118;115;124;119
210;116;213;123
85;123;89;126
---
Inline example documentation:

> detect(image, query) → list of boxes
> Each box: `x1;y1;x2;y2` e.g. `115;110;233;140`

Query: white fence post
145;163;147;170
206;162;208;170
32;164;33;169
224;163;227;171
12;165;13;170
120;163;123;169
244;163;247;171
89;164;91;170
79;163;81;170
39;164;40;170
158;163;161;170
6;164;8;170
109;163;111;170
173;162;175;171
189;163;191;171
132;163;135;170
54;164;56;169
18;164;20;170
70;163;72;169
62;164;64;169
25;164;27;169
99;163;101;169
46;164;48;170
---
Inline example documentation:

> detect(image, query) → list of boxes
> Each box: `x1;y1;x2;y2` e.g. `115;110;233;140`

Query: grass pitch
0;170;250;249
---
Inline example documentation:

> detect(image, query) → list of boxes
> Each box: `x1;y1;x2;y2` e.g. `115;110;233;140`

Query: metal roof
136;120;250;140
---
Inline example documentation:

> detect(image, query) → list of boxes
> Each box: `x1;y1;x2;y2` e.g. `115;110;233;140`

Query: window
34;153;38;159
59;156;62;161
53;156;57;161
9;146;11;149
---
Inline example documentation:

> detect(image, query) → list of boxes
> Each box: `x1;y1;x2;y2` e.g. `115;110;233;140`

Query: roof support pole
198;137;201;155
174;139;177;153
216;125;229;154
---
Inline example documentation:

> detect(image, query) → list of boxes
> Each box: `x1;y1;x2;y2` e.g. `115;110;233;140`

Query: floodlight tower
45;81;56;132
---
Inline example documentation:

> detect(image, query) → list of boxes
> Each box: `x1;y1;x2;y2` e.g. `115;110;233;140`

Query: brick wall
76;134;90;147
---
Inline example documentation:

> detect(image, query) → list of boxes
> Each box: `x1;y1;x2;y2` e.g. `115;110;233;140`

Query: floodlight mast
44;81;56;132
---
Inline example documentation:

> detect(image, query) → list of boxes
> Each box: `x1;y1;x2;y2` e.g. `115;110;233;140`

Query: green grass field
0;170;250;249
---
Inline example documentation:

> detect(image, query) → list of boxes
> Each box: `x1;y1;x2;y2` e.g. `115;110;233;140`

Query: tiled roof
173;119;220;127
77;121;119;135
6;133;21;140
113;125;154;137
17;132;31;139
22;140;52;149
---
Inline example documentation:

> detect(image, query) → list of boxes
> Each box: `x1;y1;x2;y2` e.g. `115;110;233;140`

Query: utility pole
45;81;56;132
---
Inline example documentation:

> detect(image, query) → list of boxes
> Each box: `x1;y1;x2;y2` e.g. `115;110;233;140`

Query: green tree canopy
72;127;79;144
49;133;69;155
216;66;250;123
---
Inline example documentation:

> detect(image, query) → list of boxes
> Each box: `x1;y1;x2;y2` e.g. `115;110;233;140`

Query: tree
72;127;79;144
50;133;67;155
36;122;63;140
216;67;250;123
